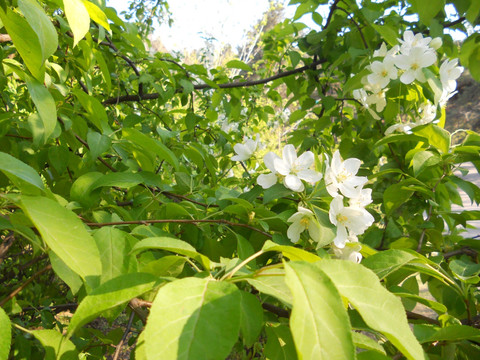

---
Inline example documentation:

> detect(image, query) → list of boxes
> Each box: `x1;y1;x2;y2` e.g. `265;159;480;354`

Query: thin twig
0;264;52;307
103;58;326;104
112;311;135;360
84;219;271;238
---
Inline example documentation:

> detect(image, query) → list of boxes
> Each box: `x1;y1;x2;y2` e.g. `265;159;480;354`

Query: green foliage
0;0;480;359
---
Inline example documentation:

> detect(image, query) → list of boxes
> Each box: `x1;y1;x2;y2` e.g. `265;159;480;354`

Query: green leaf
239;291;264;347
63;0;90;47
423;325;480;343
87;132;111;159
374;133;426;148
0;307;11;360
26;77;57;141
316;260;427;360
73;90;111;134
140;256;186;277
143;277;241;360
413;125;450;153
352;332;386;354
49;251;83;294
0;7;44;80
389;290;447;313
362;249;416;280
0;152;45;194
31;330;79;360
93;49;111;92
412;151;440;176
123;128;179;170
82;0;110;31
18;0;58;62
265;323;298;360
94;227;137;283
20;196;102;280
371;24;399;46
90;172;143;191
449;258;480;282
226;60;252;72
130;237;211;270
247;268;292;306
67;273;159;336
383;182;415;216
409;0;444;25
285;261;355;360
262;240;321;262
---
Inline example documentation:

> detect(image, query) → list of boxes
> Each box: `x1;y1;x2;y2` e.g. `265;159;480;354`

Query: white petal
296;151;314;169
342;158;361;175
328;196;344;225
308;220;321;242
264;152;280;172
287;221;305;243
282;144;297;167
297;169;322;184
400;71;415;84
257;173;277;189
284;174;304;192
334;224;348;248
273;158;291;176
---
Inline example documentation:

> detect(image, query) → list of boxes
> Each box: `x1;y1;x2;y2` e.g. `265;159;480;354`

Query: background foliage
1;0;480;359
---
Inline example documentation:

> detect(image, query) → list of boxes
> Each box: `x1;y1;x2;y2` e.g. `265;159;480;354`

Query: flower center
336;214;348;224
336;170;349;183
300;217;310;226
381;70;388;77
411;62;419;70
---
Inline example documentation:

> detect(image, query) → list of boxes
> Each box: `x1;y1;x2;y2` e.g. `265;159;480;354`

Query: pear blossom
367;59;398;88
373;42;399;58
273;144;323;192
395;46;437;84
287;206;321;243
348;187;373;208
353;88;380;120
257;152;281;189
231;135;261;161
398;31;432;55
439;58;464;93
324;150;368;198
332;234;363;263
329;196;374;248
385;122;413;135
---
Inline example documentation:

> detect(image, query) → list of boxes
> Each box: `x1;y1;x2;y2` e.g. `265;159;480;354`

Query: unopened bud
430;37;442;50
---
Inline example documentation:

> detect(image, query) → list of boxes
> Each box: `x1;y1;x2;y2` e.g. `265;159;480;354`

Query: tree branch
85;219;272;238
103;58;327;105
112;311;135;360
0;264;52;307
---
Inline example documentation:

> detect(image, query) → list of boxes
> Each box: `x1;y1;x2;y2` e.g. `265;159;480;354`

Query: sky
106;0;469;53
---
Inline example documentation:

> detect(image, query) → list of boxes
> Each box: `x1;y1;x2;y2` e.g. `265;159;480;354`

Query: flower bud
430;37;442;50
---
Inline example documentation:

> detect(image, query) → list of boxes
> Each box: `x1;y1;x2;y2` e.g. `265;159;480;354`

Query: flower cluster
274;150;373;263
256;144;322;192
353;31;464;134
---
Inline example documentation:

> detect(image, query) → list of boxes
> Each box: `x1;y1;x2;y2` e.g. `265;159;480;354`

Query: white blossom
287;206;321;243
373;42;399;58
349;187;373;208
332;234;363;263
385;122;413;135
415;102;437;125
257;152;281;189
353;88;380;120
329;196;374;248
273;144;323;192
395;46;437;84
367;59;398;89
324;150;368;198
231;135;261;161
398;31;433;55
439;58;464;93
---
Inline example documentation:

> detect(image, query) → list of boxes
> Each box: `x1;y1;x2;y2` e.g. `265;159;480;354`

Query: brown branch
161;191;218;208
0;34;12;43
84;219;272;238
103;58;327;105
112;311;135;360
444;247;478;260
20;303;78;314
130;298;152;308
128;299;148;325
0;264;52;307
406;310;439;325
444;17;466;28
323;0;342;30
262;302;290;318
0;232;15;264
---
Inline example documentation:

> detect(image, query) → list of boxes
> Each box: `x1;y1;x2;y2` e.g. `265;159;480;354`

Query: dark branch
103;58;327;105
85;218;272;238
